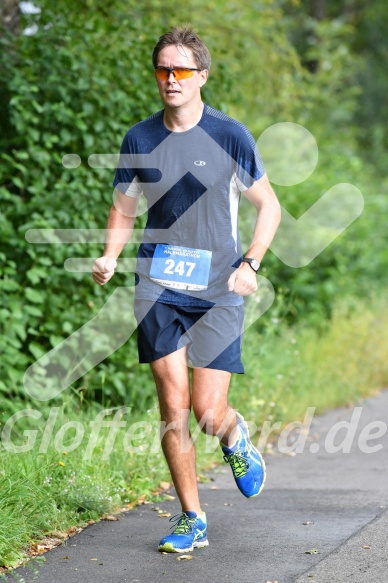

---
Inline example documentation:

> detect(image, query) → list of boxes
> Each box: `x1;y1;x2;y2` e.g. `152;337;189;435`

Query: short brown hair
152;25;211;71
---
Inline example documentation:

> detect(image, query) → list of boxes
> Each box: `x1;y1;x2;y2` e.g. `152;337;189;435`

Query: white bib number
149;244;212;291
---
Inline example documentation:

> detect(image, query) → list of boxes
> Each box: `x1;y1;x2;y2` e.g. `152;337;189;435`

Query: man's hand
227;263;258;296
92;256;117;286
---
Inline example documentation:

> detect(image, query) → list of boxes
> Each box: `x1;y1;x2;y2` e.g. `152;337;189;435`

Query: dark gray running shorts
134;300;245;374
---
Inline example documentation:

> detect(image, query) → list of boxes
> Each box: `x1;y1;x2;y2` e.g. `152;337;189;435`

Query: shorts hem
139;349;244;374
190;361;244;374
138;346;180;364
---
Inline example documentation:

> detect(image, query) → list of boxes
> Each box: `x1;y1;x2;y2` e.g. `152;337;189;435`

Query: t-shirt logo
194;160;206;166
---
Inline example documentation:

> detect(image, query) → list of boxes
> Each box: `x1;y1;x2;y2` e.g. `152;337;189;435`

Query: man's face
155;44;208;108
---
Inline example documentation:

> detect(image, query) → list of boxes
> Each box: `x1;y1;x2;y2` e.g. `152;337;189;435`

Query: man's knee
159;404;190;428
158;407;192;448
192;406;220;436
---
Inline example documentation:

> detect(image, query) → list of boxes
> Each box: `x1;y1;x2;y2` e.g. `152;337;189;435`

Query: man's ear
198;69;209;88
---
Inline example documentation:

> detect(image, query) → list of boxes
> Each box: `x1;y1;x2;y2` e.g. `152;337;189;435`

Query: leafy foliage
1;0;387;410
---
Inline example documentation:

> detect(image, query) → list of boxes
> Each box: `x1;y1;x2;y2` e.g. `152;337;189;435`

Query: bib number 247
149;244;212;291
164;259;196;277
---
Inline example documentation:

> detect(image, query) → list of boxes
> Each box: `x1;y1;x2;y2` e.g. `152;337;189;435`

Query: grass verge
0;295;387;570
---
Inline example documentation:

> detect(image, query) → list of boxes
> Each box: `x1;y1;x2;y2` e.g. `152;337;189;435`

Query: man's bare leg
191;367;239;446
150;347;203;514
192;367;266;500
192;368;238;445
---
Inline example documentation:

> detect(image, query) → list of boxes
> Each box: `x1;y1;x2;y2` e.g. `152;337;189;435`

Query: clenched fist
92;256;117;285
227;263;258;296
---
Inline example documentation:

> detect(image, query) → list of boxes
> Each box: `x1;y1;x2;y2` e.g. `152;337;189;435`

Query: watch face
243;258;260;272
251;259;260;271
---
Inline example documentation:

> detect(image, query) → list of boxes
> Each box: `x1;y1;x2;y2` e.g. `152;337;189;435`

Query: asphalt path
8;390;388;583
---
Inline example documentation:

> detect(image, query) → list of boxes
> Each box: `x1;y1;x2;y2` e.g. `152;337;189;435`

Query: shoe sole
193;539;209;549
158;539;209;553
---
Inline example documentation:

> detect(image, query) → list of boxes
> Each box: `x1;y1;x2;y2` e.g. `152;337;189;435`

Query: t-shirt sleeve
234;125;265;191
112;131;143;198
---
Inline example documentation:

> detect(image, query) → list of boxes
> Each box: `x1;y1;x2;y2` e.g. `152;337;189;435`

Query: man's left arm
228;172;281;296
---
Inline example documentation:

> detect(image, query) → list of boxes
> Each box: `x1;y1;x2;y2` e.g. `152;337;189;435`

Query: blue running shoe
158;511;209;553
221;412;266;498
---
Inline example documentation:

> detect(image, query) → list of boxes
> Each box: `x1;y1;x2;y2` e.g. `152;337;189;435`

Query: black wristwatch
241;257;260;273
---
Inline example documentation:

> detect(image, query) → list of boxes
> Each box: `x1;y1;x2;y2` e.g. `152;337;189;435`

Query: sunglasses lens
174;68;194;80
155;68;169;80
155;67;195;80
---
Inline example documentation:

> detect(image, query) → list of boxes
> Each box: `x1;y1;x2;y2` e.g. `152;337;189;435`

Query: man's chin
162;99;183;108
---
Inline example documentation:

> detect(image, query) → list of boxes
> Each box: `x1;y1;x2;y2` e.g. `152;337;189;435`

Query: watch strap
241;257;260;272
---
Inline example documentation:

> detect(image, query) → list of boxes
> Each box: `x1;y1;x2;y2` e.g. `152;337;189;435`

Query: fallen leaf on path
163;494;176;500
176;555;193;560
302;521;314;525
362;545;371;549
101;514;119;521
31;544;48;555
60;556;70;560
210;486;218;490
196;475;207;482
158;513;172;518
49;530;68;539
159;481;171;490
66;526;81;535
305;549;320;554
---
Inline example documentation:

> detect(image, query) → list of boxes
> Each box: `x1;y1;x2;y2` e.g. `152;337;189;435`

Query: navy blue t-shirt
113;104;265;307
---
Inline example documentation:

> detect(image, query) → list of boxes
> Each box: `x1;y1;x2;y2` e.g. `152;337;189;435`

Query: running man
93;26;281;553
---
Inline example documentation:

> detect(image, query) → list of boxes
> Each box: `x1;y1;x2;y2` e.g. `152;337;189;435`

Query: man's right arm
92;189;139;286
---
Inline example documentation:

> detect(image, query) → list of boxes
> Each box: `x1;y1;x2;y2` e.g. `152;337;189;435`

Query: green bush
1;0;387;410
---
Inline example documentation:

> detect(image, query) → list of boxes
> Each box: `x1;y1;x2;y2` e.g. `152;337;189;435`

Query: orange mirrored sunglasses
154;66;201;81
